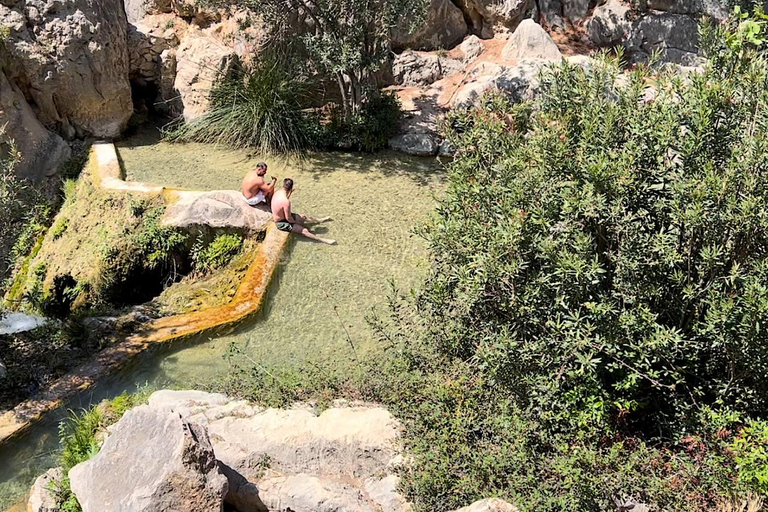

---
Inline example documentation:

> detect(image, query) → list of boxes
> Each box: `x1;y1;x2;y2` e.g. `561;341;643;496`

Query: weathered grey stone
28;467;63;512
174;31;237;120
501;20;563;62
69;405;228;512
639;0;728;21
452;498;520;512
389;133;440;156
258;474;376;512
588;0;631;47
456;0;532;37
629;13;702;66
124;0;172;24
0;71;70;182
162;190;272;233
562;0;593;21
460;35;486;62
364;475;412;512
391;0;467;51
453;59;550;107
147;390;401;480
157;49;181;116
0;0;132;138
393;51;464;87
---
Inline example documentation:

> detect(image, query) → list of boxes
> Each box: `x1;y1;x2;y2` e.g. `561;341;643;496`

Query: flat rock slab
163;190;272;233
70;405;228;512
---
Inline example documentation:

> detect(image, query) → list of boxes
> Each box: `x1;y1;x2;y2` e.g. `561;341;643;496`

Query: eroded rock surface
147;390;405;512
69;405;228;512
500;19;563;62
392;0;467;50
0;70;70;182
174;31;237;120
0;0;132;138
588;0;631;47
393;51;464;87
28;467;63;512
163;190;272;233
454;498;520;512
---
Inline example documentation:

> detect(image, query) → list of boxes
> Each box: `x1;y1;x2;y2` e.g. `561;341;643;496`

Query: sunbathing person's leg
294;213;332;225
292;222;336;245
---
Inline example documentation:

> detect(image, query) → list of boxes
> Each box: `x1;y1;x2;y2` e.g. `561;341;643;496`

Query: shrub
191;233;244;274
164;58;316;154
322;92;403;152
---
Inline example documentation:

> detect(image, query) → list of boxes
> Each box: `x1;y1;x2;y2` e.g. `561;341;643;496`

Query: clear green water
0;126;444;509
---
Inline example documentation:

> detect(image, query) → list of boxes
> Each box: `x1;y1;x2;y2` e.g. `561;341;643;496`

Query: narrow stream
0;126;445;509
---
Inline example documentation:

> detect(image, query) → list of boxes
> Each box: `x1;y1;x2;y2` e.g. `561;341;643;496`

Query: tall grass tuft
164;58;315;154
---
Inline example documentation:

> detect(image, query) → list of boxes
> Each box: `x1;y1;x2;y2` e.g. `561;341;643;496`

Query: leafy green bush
359;11;768;511
164;59;316;154
322;92;403;152
191;233;244;274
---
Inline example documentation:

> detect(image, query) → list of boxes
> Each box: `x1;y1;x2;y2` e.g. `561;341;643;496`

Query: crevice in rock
449;0;485;37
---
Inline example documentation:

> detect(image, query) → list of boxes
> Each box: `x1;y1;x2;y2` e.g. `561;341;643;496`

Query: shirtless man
241;162;276;207
272;178;335;245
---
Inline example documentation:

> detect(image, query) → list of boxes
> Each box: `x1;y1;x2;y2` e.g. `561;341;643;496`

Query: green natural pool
0;126;444;509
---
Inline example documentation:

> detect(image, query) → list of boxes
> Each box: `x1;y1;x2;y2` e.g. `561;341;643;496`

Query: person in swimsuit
272;178;335;245
241;162;276;207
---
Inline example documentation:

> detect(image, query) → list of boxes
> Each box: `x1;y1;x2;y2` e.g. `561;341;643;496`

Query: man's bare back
241;162;275;206
272;178;335;245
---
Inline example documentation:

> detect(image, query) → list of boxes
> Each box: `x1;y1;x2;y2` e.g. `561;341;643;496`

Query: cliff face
0;0;133;140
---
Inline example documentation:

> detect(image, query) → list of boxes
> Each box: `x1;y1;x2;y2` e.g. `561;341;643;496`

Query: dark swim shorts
276;220;293;232
276;213;299;232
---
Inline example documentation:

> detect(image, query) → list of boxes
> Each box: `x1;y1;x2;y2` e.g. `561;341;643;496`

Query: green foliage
164;59;316;154
191;233;244;275
322;92;403;152
730;420;768;492
230;0;426;118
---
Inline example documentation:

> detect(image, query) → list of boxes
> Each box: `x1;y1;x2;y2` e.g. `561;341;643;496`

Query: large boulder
0;0;133;139
174;31;236;120
455;0;532;37
628;13;702;66
69;405;228;512
393;51;464;87
391;0;467;51
453;59;550;107
147;390;406;512
500;20;563;62
162;190;273;233
389;132;440;156
587;0;631;47
0;70;70;182
640;0;728;21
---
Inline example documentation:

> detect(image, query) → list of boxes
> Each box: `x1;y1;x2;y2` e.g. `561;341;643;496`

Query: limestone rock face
453;59;551;108
69;405;228;512
147;390;407;512
628;13;701;66
0;0;133;138
587;0;631;47
28;467;63;512
460;35;486;62
500;20;563;62
393;51;464;87
174;32;237;120
162;190;273;233
452;498;520;512
0;70;70;182
124;0;173;23
457;0;532;37
392;0;467;51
